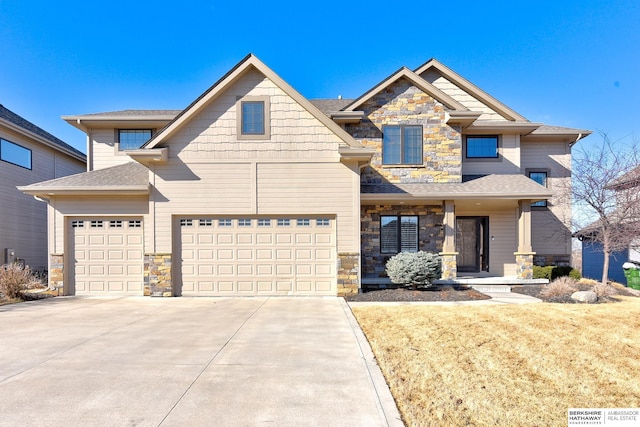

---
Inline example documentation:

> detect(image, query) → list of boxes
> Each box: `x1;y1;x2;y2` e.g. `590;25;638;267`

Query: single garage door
70;218;144;295
179;217;335;296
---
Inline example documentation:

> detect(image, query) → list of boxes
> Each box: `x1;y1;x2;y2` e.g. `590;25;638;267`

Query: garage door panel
218;265;234;275
217;249;234;260
237;265;253;275
180;217;336;296
198;234;214;244
89;235;105;245
108;265;123;275
108;235;123;245
238;281;254;292
257;249;273;260
217;234;234;244
71;217;144;296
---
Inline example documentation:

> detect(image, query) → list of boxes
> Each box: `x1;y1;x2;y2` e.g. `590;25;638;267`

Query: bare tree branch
572;132;640;284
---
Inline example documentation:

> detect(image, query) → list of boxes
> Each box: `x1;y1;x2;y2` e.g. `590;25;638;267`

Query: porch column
515;200;535;279
439;200;458;280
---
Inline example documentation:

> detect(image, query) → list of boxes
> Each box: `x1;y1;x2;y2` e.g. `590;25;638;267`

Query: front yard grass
352;297;640;426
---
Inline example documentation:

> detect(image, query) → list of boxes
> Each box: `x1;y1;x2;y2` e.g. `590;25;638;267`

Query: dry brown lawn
352;297;640;427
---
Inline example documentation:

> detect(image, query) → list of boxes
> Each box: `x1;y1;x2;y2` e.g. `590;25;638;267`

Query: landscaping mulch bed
511;282;640;303
344;285;491;302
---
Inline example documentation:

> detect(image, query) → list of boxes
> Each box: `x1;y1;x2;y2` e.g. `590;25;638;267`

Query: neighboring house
19;55;590;296
1;104;86;270
577;167;640;283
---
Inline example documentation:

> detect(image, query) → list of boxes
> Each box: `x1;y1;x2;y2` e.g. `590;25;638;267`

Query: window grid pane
530;172;548;207
381;216;399;254
403;126;423;164
242;102;265;134
382;126;401;165
119;130;151;150
277;219;290;226
400;217;419;252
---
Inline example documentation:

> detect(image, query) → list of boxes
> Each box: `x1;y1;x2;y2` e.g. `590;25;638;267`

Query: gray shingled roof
0;104;85;159
73;109;182;118
530;125;592;135
361;174;552;198
20;162;148;190
309;99;354;116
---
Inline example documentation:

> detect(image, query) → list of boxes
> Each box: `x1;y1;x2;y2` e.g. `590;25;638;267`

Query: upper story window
236;96;270;140
465;135;499;159
529;171;548;207
1;138;32;169
118;129;152;151
382;125;423;165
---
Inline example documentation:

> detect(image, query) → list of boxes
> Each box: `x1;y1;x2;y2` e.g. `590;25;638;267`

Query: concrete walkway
347;291;542;307
0;297;403;427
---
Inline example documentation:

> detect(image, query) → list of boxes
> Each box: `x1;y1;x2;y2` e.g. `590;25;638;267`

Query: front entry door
456;217;489;273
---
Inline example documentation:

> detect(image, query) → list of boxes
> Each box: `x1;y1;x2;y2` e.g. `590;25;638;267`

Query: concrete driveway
0;297;402;426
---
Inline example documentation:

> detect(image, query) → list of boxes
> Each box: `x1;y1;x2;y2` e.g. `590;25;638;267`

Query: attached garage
69;217;144;295
177;217;336;296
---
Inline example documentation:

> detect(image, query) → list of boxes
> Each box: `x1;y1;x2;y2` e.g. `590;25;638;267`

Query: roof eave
124;147;168;164
339;146;376;161
446;111;483;127
465;122;543;134
18;185;150;197
330;111;365;124
360;192;552;203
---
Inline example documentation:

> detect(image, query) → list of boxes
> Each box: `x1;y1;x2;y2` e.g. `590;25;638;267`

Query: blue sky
1;0;638;153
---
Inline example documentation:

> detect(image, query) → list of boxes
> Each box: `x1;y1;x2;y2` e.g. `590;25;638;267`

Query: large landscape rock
571;291;598;303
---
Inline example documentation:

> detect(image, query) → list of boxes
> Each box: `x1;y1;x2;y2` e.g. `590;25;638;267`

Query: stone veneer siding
534;254;571;267
337;252;360;296
440;253;458;280
361;205;444;277
144;253;173;297
515;253;534;279
345;78;462;185
49;254;64;292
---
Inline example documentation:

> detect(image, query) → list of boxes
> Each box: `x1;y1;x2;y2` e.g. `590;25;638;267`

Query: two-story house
1;104;86;270
19;55;590;296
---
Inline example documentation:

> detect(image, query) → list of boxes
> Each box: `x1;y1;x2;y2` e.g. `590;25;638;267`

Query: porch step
468;284;512;293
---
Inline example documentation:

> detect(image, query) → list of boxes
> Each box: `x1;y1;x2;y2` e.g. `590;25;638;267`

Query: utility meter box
4;248;16;264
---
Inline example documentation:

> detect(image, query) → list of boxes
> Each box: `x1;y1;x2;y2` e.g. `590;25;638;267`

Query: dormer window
236;96;270;140
382;125;423;165
118;129;152;151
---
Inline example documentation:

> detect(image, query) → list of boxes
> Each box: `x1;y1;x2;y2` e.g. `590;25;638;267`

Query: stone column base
49;254;64;294
337;252;360;296
144;253;173;297
515;252;535;280
439;252;458;280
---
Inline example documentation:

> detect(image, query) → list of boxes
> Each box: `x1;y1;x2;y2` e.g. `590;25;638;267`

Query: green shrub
533;265;581;281
386;251;441;290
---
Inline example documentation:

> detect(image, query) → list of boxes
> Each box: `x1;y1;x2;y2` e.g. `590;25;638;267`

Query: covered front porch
360;174;552;285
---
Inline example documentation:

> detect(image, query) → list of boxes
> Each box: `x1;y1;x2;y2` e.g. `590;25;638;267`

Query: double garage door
69;216;336;296
179;217;336;296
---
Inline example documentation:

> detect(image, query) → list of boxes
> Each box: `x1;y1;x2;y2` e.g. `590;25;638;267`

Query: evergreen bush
385;251;441;290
